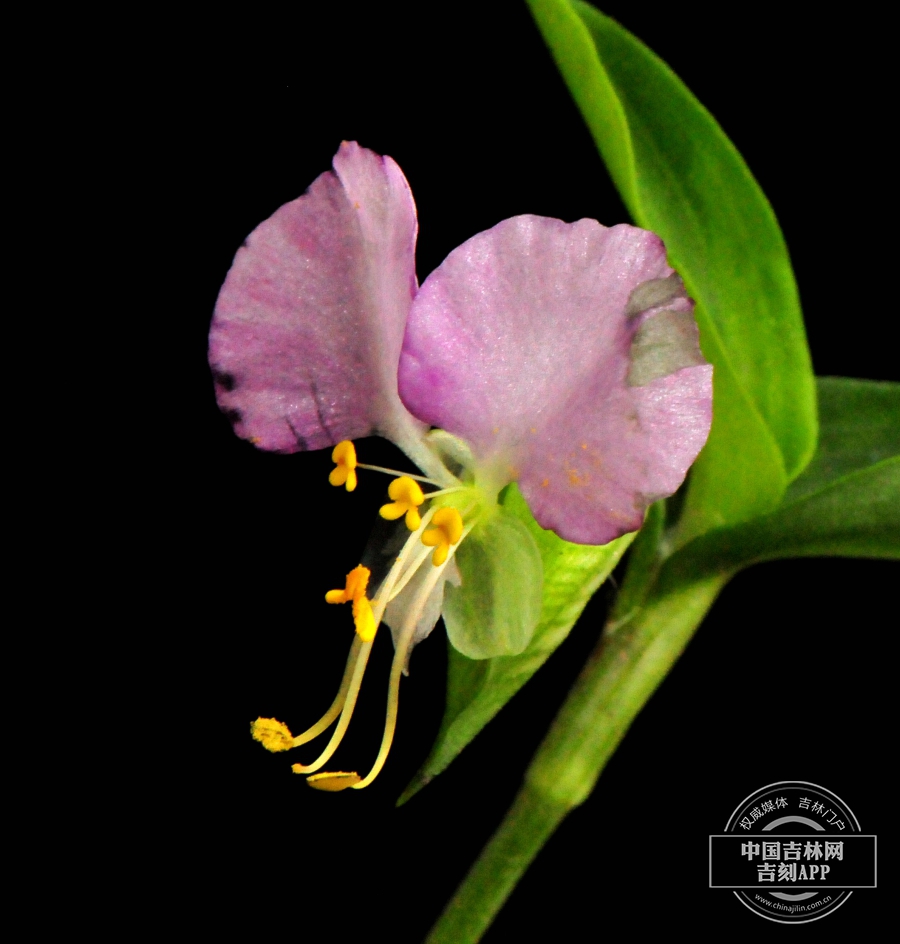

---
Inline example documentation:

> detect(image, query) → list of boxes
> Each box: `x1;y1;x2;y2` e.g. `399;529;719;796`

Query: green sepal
399;485;634;803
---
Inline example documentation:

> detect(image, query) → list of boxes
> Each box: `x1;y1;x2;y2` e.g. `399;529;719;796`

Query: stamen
306;771;362;792
352;596;377;642
329;440;358;491
369;506;439;624
325;564;370;606
289;526;429;776
351;523;473;791
249;634;365;757
291;637;375;775
420;487;464;500
274;501;477;790
291;634;363;747
386;544;434;602
285;565;381;771
379;476;425;531
250;717;295;752
325;566;378;642
421;506;464;566
355;463;438;485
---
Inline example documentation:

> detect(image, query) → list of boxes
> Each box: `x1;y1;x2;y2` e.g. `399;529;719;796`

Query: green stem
424;571;728;943
425;785;569;944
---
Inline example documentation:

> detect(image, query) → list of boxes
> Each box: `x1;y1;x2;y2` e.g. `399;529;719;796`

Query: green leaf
662;379;900;579
674;330;786;544
399;485;634;803
526;0;818;537
443;509;544;659
785;377;900;501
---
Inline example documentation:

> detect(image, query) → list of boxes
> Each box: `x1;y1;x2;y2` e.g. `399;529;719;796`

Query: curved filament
291;638;374;775
291;634;363;747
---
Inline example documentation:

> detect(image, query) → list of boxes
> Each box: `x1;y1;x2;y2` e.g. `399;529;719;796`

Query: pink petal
209;142;427;456
398;216;712;544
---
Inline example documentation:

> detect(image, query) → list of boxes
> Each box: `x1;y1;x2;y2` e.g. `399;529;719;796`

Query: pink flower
211;142;712;790
210;141;712;545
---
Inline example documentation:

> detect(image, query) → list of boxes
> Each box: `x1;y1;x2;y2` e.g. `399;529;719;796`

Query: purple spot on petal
209;142;427;457
213;370;237;393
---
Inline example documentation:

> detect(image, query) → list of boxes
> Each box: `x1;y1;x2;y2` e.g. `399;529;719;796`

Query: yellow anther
329;440;358;491
325;565;371;605
326;566;378;642
250;717;295;753
421;506;464;567
302;770;362;791
379;476;425;531
352;596;377;642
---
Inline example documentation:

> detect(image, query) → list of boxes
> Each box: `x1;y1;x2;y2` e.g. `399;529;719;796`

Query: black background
161;2;893;937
